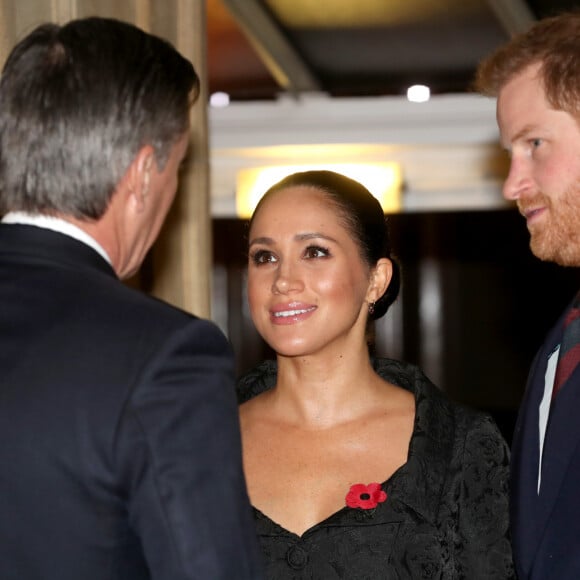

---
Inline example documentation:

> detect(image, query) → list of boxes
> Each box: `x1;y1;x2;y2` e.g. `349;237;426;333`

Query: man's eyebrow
512;123;539;143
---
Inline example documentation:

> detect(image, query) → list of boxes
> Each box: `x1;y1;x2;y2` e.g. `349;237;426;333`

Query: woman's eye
304;245;330;259
531;138;543;148
250;250;276;265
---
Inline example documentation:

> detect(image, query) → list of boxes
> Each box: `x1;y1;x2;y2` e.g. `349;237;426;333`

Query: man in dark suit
0;17;262;580
475;11;580;580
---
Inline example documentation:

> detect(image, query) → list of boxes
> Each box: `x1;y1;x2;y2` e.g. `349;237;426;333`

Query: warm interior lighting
236;162;403;218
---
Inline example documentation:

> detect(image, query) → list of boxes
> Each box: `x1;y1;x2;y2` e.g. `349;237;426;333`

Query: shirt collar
1;211;111;265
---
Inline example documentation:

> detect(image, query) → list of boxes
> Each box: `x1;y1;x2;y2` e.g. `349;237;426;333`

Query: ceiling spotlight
210;91;230;108
407;84;430;103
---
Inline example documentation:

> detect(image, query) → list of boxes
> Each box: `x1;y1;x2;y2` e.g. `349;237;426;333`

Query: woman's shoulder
372;357;507;447
236;359;277;404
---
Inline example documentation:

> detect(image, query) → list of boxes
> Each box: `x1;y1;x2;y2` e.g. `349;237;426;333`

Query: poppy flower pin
345;482;387;510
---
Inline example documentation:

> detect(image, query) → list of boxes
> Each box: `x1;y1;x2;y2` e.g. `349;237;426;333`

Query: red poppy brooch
346;482;387;510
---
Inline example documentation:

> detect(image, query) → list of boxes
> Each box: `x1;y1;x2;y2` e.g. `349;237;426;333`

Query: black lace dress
237;358;515;580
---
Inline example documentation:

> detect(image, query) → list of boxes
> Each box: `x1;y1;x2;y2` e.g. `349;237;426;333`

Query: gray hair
0;17;199;219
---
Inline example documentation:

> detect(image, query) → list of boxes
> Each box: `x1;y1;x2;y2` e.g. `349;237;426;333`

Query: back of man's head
0;17;199;219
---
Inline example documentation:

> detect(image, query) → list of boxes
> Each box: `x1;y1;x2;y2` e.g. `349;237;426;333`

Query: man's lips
520;205;546;225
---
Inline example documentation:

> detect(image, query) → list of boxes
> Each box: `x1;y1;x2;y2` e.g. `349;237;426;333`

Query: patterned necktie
552;297;580;400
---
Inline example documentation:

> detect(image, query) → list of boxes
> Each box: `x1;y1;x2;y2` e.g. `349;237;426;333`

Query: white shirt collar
1;211;112;265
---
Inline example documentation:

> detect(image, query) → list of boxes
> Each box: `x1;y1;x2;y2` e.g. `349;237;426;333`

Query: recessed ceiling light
407;84;430;103
210;91;230;108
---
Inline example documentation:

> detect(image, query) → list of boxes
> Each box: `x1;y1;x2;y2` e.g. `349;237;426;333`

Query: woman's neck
270;349;388;429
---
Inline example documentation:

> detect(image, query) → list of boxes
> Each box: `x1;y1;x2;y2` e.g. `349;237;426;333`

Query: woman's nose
271;265;303;295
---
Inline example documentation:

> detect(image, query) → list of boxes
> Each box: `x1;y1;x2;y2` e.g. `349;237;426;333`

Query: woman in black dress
238;170;514;579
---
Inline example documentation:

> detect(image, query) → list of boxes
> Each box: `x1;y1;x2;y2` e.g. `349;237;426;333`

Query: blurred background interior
205;0;580;443
4;0;580;442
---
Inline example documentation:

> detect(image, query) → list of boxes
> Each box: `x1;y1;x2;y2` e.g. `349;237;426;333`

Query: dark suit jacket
511;299;580;579
0;224;263;580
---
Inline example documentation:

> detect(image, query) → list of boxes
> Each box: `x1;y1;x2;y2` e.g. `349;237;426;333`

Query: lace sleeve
453;413;516;579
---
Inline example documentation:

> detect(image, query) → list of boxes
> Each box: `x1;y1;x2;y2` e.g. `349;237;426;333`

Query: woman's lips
270;303;317;325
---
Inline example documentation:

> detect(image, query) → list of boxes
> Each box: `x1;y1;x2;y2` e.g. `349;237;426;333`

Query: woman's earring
368;301;375;316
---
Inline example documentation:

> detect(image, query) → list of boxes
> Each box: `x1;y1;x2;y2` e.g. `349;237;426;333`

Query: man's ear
367;258;393;304
125;145;155;213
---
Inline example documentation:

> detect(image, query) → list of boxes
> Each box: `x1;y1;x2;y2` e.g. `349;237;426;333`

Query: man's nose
503;157;533;201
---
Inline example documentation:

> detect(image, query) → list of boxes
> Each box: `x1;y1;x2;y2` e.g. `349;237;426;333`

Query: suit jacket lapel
536;308;580;544
511;339;549;576
513;301;580;577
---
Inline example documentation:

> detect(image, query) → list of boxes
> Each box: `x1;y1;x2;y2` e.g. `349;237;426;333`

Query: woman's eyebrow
248;236;274;247
249;232;339;246
295;232;338;243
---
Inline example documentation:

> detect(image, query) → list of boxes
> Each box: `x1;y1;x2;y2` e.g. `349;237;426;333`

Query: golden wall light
236;162;403;219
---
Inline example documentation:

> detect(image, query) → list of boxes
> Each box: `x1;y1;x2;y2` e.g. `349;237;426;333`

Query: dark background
213;208;580;445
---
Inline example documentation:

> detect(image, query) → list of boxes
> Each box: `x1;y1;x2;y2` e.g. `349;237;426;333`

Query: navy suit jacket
511;298;580;579
0;224;263;580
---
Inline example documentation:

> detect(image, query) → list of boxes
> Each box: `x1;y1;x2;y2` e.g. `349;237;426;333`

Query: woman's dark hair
249;170;401;320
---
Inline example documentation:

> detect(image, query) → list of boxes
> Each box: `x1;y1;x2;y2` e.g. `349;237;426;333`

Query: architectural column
150;0;213;318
